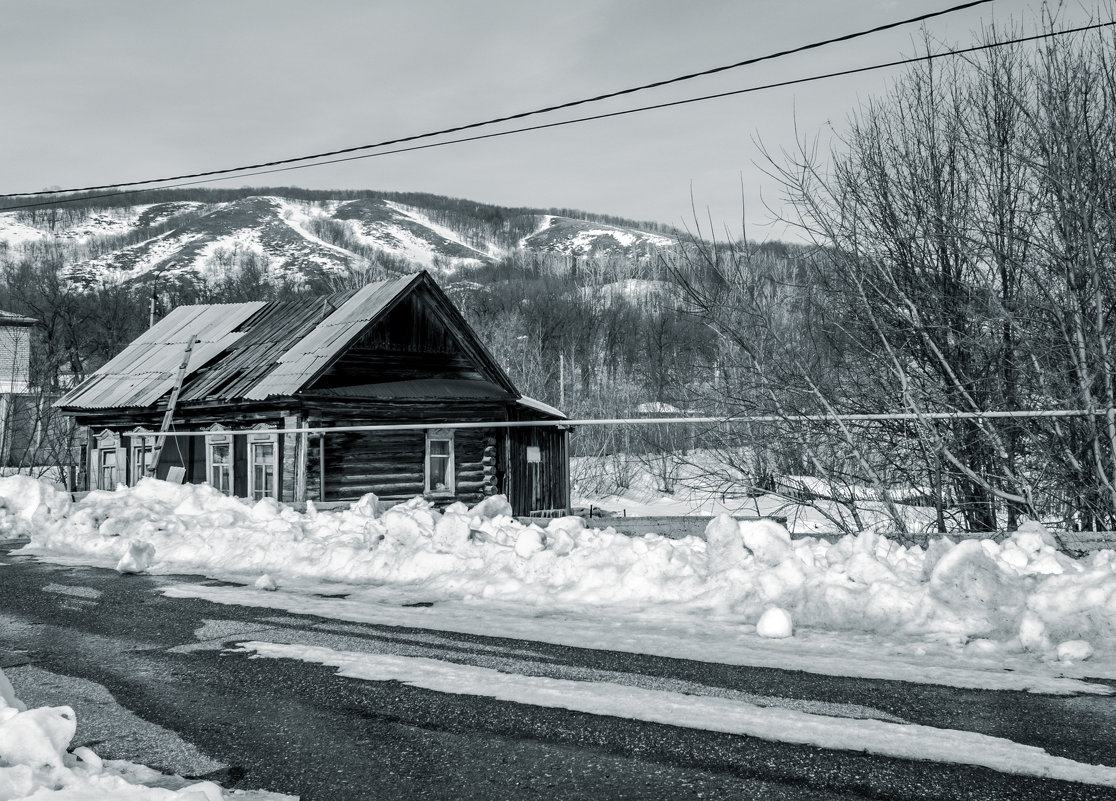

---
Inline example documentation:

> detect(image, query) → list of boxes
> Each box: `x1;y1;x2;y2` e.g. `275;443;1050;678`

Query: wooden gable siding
309;288;490;389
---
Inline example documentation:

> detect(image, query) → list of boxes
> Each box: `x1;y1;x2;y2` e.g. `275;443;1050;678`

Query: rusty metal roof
55;302;266;409
56;272;522;412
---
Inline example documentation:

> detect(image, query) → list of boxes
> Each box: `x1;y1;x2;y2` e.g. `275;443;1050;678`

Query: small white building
0;310;40;465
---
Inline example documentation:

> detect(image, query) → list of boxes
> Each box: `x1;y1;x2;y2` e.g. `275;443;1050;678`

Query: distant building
0;310;41;467
55;272;571;514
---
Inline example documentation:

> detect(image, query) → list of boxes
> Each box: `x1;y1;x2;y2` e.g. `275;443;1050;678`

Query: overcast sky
0;0;1104;239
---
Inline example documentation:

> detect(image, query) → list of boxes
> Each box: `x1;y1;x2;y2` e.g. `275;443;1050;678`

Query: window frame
128;427;155;486
247;425;278;501
93;429;121;491
424;428;455;496
205;424;234;495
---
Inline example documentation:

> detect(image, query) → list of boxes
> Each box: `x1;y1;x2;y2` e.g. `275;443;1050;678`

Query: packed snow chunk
349;492;383;519
514;526;546;558
254;574;277;591
116;539;156;574
1018;611;1051;652
381;497;438;547
469;494;513;519
0;475;71;539
705;514;747;572
920;536;956;581
544;517;582;556
1011;520;1058;554
756;607;794;638
928;540;1024;618
176;780;225;800
432;506;472;552
72;744;103;773
0;669;25;713
0;765;33;797
0;704;76;771
1056;639;1094;662
740;519;794;566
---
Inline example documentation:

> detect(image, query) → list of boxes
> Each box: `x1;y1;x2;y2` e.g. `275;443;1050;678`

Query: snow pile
0;667;239;799
0;476;71;539
7;478;1116;660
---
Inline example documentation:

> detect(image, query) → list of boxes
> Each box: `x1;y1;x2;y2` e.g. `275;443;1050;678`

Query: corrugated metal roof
244;275;418;400
55;302;265;409
57;271;535;414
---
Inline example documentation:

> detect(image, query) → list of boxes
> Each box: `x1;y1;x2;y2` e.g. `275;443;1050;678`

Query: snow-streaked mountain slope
0;190;682;285
522;215;675;258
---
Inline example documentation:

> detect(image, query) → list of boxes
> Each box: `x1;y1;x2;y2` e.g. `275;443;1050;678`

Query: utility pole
148;280;158;328
559;354;565;409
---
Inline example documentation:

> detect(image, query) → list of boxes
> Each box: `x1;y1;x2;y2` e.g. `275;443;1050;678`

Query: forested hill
0;186;810;445
0;187;680;286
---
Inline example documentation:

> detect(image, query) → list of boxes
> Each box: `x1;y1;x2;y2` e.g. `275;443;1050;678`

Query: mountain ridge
0;188;686;287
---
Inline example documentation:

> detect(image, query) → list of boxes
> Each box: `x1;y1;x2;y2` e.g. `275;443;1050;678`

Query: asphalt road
2;542;1115;801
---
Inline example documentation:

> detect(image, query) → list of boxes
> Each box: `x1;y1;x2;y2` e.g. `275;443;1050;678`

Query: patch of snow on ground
238;641;1116;787
517;215;555;250
0;215;49;246
79;231;207;279
383;202;492;271
273;198;361;265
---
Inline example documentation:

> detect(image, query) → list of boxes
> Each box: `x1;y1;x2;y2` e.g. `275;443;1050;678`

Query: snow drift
4;478;1115;661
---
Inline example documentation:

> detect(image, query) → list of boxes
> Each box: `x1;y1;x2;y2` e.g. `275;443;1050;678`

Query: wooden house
55;272;570;515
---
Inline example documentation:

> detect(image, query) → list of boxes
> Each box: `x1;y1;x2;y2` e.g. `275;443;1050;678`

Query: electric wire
3;16;1112;213
1;0;993;199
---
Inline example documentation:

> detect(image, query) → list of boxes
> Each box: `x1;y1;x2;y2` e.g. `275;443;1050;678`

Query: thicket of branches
674;21;1116;532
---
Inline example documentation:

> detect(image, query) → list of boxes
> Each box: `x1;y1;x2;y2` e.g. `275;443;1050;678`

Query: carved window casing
205;424;234;495
248;425;278;501
425;429;454;496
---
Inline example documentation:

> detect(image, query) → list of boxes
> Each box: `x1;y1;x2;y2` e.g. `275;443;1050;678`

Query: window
205;425;234;495
425;429;454;495
98;448;118;490
93;430;121;491
248;427;278;500
129;429;155;486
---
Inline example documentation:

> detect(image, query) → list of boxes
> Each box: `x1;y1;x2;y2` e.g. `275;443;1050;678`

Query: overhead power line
2;17;1112;214
2;0;993;200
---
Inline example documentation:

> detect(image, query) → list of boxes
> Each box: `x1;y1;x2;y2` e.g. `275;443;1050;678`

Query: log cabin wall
301;401;507;507
305;427;496;506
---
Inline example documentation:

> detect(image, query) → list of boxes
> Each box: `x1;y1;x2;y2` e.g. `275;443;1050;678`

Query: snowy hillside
523;215;675;258
0;190;682;286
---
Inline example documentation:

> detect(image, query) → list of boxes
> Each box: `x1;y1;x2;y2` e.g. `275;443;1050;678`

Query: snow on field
0;666;292;800
4;475;1115;679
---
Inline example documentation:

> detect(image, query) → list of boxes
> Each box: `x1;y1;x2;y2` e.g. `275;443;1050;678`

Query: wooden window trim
424;428;455;497
248;425;278;501
93;429;121;491
128;427;154;487
205;424;234;495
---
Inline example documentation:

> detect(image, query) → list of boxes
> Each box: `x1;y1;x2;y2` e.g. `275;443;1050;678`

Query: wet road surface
2;543;1115;801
